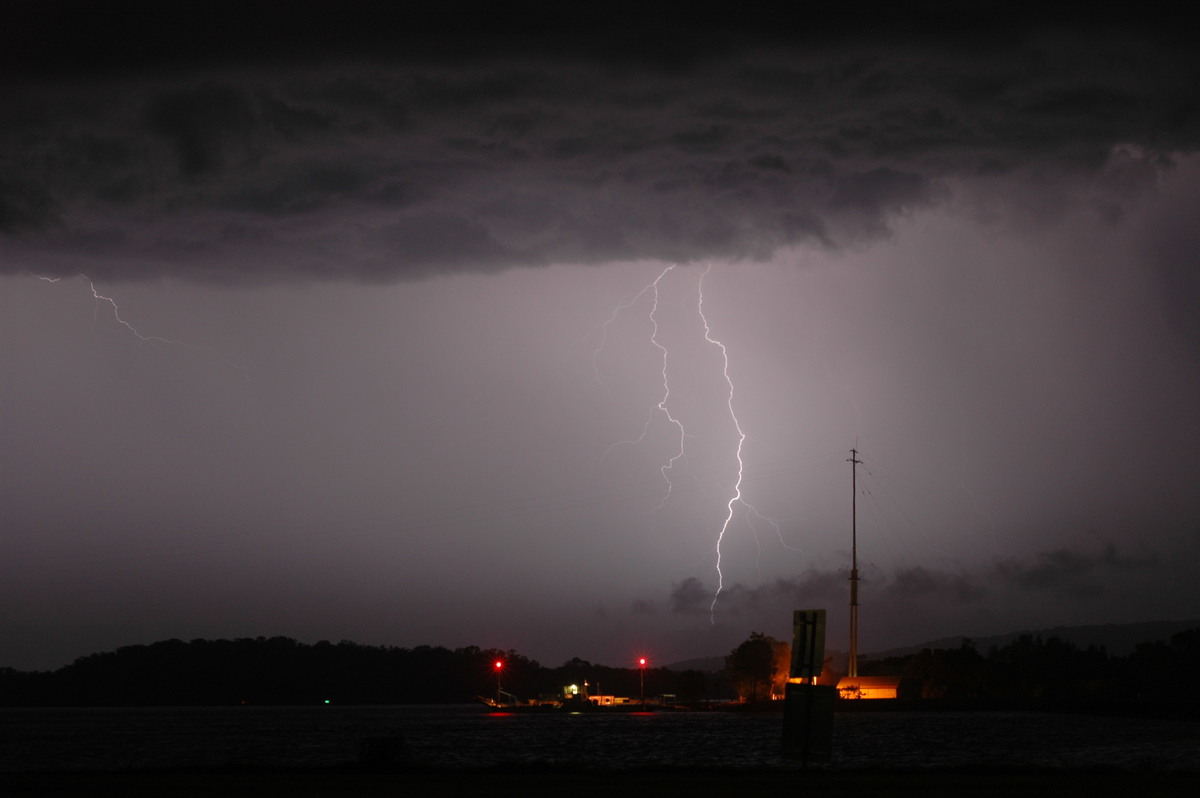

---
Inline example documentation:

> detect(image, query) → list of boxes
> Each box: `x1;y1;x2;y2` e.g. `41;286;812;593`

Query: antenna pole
848;448;862;678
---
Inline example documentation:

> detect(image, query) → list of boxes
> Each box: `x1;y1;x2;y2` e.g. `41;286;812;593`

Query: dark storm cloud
667;547;1158;622
670;570;847;618
670;577;711;615
1133;161;1200;351
886;566;985;604
0;176;59;233
993;545;1157;599
629;598;655;616
145;85;261;178
2;2;1198;282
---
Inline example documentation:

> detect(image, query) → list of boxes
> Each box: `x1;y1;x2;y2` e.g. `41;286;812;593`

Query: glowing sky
2;3;1199;670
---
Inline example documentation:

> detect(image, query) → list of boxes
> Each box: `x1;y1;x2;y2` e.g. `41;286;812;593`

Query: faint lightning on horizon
35;274;245;369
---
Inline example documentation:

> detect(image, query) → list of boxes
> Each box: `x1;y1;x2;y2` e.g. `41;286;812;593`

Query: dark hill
866;619;1200;660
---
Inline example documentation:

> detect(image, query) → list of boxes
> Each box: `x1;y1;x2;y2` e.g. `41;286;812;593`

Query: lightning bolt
36;274;244;369
598;265;688;508
698;264;744;619
594;264;793;623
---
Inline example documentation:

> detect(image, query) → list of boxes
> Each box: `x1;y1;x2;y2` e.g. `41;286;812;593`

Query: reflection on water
3;706;1199;773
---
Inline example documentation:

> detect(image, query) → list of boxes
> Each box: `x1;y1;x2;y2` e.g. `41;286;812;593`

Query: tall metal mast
848;448;862;678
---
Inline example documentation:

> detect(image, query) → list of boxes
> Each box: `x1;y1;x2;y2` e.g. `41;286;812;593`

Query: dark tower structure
847;448;861;678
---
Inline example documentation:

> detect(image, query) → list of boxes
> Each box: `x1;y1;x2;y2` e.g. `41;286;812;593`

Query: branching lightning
35;274;243;369
594;263;792;622
698;265;745;618
697;265;796;619
598;266;688;508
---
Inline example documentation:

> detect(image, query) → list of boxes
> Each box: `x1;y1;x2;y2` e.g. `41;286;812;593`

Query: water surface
4;706;1199;773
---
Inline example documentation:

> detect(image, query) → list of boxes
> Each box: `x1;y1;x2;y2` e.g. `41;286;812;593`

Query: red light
494;660;503;670
639;657;646;666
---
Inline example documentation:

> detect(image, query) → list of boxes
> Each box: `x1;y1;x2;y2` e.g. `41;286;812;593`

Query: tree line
858;628;1200;706
3;628;1197;707
718;628;1200;709
0;637;730;707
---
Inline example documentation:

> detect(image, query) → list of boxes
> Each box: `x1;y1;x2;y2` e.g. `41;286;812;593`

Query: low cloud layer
3;4;1197;282
665;543;1164;623
993;545;1158;599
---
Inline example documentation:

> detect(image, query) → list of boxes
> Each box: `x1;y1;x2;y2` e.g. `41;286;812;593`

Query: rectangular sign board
790;609;826;680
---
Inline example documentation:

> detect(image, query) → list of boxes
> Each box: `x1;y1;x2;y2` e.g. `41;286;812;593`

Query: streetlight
494;659;503;706
638;657;647;710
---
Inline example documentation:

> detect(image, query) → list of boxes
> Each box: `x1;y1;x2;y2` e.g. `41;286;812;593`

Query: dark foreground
6;766;1198;797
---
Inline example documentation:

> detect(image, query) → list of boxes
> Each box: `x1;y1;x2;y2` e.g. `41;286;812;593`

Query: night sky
3;2;1199;672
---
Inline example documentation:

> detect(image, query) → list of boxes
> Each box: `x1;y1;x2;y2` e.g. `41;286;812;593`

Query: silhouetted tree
1127;629;1200;701
725;632;787;702
676;669;707;701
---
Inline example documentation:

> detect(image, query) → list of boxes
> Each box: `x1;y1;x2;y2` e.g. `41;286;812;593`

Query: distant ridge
865;619;1200;661
666;620;1200;673
664;655;726;673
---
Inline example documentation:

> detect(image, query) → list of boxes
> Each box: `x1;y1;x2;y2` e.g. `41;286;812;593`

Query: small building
836;675;901;700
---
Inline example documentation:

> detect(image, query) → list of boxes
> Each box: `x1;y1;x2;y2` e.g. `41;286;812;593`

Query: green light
324;699;330;704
